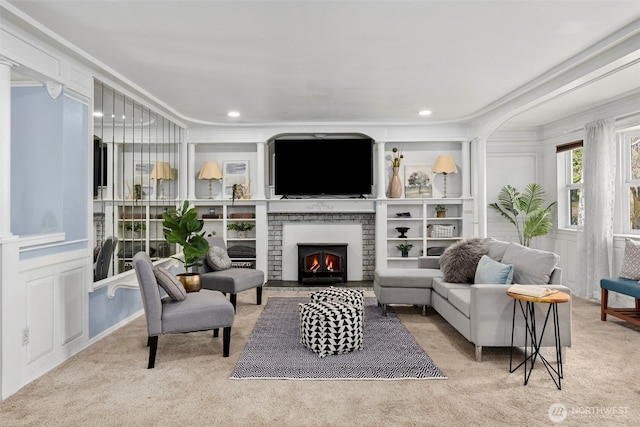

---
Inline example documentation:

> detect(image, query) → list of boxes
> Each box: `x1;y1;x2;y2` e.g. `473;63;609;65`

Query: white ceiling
6;0;640;128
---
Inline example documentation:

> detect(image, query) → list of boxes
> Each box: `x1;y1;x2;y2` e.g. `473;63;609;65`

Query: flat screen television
274;138;374;197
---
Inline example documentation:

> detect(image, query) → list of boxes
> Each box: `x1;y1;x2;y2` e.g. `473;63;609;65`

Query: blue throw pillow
474;255;514;284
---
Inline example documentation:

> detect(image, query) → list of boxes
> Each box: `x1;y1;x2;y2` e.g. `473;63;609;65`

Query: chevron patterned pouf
299;300;364;358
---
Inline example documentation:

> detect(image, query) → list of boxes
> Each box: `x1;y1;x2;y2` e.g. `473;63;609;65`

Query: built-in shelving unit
380;198;468;268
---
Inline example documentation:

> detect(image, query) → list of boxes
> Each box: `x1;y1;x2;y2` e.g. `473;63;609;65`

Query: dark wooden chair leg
601;288;608;321
230;294;237;311
257;286;263;305
213;328;219;338
636;298;640;310
147;336;158;369
223;326;231;357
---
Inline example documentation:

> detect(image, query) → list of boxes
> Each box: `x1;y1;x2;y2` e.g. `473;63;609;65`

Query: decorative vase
237;230;246;239
389;167;402;198
177;273;202;293
401;250;409;258
437;211;446;218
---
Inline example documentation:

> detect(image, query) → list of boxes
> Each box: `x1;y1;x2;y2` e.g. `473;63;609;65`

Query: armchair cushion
206;246;232;271
153;266;186;301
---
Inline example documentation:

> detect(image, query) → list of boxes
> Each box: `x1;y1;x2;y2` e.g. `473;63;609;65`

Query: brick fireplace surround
267;212;376;282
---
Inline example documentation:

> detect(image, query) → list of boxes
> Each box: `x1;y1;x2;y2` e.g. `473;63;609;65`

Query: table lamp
433;155;458;198
150;162;175;199
198;161;223;199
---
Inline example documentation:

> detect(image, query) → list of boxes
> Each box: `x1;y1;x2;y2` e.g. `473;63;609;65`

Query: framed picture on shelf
404;165;432;198
223;160;250;198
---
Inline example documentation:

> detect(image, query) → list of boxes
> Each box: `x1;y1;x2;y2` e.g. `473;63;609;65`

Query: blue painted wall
12;86;88;260
89;286;143;339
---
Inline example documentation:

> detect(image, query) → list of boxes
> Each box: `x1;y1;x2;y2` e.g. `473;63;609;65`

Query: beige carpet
2;289;639;427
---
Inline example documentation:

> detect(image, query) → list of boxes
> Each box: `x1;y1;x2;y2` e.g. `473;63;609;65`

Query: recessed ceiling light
418;110;432;116
228;111;240;118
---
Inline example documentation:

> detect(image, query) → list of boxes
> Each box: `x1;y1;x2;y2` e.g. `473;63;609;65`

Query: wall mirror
92;80;182;282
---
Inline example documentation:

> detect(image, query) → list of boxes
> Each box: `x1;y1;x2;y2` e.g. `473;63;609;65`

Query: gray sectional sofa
373;238;572;362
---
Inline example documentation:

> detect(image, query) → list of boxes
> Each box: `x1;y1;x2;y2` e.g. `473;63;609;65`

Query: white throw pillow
501;243;559;285
206;246;232;271
619;238;640;280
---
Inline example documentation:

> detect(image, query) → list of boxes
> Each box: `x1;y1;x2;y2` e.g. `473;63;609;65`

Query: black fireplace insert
297;243;348;284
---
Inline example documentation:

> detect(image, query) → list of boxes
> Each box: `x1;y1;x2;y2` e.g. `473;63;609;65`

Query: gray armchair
133;252;235;368
94;236;118;281
199;236;264;311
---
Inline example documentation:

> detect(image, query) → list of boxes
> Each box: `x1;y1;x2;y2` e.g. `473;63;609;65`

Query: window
557;141;583;228
623;131;640;233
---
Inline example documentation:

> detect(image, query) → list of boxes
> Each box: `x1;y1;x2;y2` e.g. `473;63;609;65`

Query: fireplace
297;243;348;284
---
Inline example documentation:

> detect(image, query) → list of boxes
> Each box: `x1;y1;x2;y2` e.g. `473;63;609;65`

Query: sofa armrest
418;257;440;269
469;284;572;348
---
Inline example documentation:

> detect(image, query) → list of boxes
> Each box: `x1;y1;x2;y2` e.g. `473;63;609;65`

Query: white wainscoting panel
60;267;84;345
26;275;55;364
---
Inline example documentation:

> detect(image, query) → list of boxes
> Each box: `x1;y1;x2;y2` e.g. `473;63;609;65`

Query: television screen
274;138;373;197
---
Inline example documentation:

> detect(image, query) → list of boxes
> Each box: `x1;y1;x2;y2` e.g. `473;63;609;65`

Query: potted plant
122;220;146;238
162;200;210;292
488;183;556;247
227;221;255;238
435;204;447;218
396;243;413;258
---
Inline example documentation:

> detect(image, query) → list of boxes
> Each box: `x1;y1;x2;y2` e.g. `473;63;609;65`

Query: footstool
309;287;365;312
299;299;364;358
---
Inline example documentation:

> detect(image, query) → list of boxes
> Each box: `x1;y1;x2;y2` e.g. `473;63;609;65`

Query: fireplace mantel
267;198;376;213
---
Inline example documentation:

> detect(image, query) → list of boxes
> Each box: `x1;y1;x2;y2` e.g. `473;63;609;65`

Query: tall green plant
488;183;556;247
162;201;209;271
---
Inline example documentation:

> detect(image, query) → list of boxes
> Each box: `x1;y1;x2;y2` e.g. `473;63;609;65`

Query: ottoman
299;300;364;358
310;287;365;311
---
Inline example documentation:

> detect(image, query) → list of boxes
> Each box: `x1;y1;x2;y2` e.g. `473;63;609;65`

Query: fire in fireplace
297;243;348;284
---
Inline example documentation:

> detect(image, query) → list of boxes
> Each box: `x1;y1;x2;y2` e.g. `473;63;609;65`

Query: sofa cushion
483;238;511;263
619;238;640;280
439;238;488;283
432;278;471;300
447;288;471;317
474;255;514;284
501;243;560;285
374;268;441;289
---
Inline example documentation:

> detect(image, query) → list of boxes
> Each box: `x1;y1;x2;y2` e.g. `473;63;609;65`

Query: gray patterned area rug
230;297;447;380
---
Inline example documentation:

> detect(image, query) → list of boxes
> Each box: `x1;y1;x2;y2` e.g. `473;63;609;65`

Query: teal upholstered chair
133;252;235;368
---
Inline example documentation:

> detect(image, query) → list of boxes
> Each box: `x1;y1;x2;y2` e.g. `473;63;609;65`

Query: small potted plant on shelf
435;204;447;218
227;222;255;239
396;243;413;258
162;201;210;292
123;221;146;238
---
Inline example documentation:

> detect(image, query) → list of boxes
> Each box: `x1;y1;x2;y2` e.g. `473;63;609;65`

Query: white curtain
576;119;616;300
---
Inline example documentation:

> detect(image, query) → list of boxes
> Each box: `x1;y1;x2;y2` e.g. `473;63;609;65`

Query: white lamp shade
198;161;223;180
433;155;458;174
150;162;175;180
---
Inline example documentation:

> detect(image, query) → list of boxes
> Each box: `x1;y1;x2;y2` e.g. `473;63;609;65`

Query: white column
0;58;14;238
255;141;266;199
462;139;471;198
376;141;387;199
187;143;196;200
473;137;487;237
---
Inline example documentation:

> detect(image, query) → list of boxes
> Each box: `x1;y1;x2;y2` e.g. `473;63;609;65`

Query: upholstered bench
299;298;364;358
600;277;640;327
